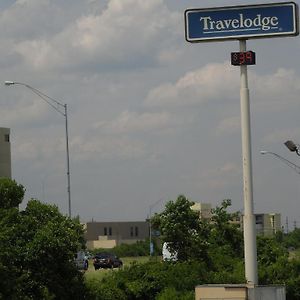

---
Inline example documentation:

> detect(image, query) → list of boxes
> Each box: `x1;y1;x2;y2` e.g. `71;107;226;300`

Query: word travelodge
200;13;279;32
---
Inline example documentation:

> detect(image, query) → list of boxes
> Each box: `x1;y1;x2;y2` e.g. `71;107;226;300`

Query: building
191;202;281;236
254;213;281;236
84;221;149;250
238;212;281;236
0;128;11;178
191;202;212;220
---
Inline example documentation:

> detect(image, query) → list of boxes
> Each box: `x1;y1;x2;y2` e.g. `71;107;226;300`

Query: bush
86;260;208;300
156;287;194;300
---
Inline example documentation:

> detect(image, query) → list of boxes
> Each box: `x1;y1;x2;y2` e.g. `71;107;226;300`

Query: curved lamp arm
260;150;300;175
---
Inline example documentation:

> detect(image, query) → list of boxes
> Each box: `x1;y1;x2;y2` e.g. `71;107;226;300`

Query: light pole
149;198;163;256
5;81;72;217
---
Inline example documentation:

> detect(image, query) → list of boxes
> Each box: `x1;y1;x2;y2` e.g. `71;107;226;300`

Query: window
130;227;134;237
109;227;112;236
4;134;9;142
104;227;107;236
135;226;139;237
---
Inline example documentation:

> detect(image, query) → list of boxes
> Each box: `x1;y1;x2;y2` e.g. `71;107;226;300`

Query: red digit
239;53;245;64
246;52;252;63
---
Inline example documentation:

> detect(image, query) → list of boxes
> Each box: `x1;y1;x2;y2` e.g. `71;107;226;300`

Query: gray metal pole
64;104;71;218
149;206;152;256
239;39;258;285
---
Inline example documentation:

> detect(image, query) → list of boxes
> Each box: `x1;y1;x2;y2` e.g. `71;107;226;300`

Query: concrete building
238;212;281;236
191;202;212;220
191;202;281;236
0;128;11;178
84;221;149;250
255;213;281;236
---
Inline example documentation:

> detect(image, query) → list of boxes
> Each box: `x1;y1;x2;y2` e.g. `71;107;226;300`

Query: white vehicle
162;242;178;261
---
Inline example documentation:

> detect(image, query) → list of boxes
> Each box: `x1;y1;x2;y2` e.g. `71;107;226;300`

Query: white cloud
70;135;146;161
216;116;240;135
94;110;176;134
0;98;49;126
10;0;180;70
145;62;239;107
145;63;300;113
262;128;300;145
251;68;300;111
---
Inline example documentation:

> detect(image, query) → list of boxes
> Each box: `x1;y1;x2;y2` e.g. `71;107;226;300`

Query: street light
284;140;300;156
5;81;72;217
149;198;163;256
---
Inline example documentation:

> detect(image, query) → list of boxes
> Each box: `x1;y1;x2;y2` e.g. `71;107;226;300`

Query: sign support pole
239;39;258;285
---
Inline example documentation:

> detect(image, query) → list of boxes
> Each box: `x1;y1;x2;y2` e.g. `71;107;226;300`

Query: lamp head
4;81;15;86
284;140;298;152
260;151;268;155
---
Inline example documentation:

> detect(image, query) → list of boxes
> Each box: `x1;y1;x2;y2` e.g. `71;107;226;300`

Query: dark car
93;252;123;270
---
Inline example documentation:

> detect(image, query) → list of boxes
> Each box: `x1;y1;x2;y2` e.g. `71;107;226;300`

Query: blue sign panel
185;2;299;42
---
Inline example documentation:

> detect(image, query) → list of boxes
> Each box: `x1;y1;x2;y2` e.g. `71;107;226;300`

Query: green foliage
152;195;210;261
152;196;243;264
278;228;300;249
257;236;288;266
156;287;194;300
257;235;300;299
209;199;243;255
86;260;206;300
86;195;300;299
0;179;88;299
0;177;25;208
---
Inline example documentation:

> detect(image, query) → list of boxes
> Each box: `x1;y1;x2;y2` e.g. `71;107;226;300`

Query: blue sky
1;0;300;229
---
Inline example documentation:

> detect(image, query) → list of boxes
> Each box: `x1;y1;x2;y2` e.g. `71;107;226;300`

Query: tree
208;199;243;260
152;196;243;266
0;178;89;299
0;177;25;208
152;195;210;261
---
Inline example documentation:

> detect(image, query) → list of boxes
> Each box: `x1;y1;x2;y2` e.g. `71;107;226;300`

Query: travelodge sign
185;2;299;42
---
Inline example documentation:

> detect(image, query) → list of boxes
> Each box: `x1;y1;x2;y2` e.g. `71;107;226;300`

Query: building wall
191;202;212;219
0;128;11;178
240;213;281;236
85;221;150;250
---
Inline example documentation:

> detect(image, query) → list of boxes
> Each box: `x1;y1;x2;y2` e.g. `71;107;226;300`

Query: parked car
74;251;89;271
93;252;123;270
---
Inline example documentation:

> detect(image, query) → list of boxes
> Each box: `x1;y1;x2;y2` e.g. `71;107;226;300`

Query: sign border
185;1;299;43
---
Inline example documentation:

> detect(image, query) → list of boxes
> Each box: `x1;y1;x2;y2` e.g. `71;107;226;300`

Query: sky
1;0;300;228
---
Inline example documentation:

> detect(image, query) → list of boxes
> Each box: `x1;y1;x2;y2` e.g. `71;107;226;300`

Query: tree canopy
0;177;25;208
152;195;243;265
0;178;88;299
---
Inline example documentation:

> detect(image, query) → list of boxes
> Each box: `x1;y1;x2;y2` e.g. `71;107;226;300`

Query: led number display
231;51;256;66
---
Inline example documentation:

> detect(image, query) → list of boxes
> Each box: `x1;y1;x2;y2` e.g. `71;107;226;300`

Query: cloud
94;110;178;134
145;62;239;107
9;0;180;71
0;97;49;126
70;135;146;161
251;68;300;111
216;116;240;135
145;63;300;114
262;128;300;145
